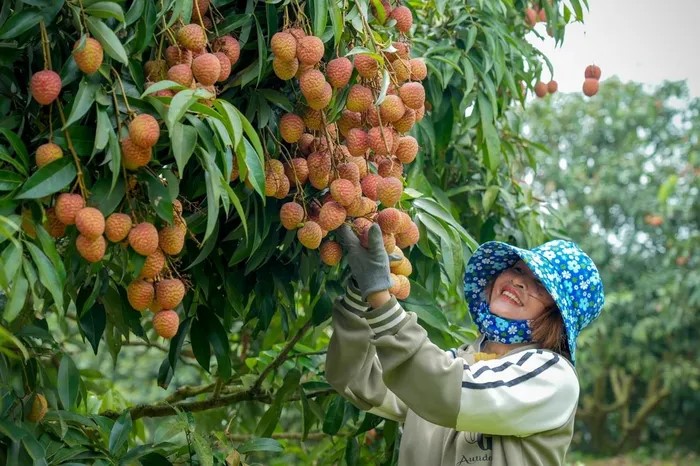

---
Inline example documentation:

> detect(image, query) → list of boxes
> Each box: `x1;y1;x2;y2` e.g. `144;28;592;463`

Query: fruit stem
112;67;135;118
39;21;52;70
48;105;53;142
55;101;88;198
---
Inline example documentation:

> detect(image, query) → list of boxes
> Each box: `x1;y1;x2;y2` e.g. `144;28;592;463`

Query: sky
528;0;700;97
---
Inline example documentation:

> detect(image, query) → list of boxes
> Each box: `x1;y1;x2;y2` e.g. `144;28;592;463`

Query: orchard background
1;0;698;464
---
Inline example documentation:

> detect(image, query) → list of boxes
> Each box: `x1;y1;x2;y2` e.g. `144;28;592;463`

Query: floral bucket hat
463;240;605;364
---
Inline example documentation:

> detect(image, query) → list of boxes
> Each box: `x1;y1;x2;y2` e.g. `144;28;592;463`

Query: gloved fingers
388;252;403;261
337;223;360;250
367;223;386;255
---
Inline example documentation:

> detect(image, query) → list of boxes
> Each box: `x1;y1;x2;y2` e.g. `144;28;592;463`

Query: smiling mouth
501;289;522;306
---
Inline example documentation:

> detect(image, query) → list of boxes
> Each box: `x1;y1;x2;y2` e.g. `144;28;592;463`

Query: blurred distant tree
518;78;700;455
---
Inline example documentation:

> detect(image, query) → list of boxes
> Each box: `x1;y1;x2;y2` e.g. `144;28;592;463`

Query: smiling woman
327;235;605;465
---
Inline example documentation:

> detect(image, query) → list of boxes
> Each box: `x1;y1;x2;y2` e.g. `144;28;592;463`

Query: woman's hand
337;223;393;301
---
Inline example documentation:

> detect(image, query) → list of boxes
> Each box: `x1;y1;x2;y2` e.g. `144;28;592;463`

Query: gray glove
337;223;393;301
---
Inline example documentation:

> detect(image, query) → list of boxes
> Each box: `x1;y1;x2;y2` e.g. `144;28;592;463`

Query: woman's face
489;260;555;321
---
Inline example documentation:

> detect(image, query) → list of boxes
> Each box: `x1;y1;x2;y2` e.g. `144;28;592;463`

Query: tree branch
252;320;313;392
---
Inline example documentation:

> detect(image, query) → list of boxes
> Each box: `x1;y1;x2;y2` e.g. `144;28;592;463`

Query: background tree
519;78;700;456
0;0;588;464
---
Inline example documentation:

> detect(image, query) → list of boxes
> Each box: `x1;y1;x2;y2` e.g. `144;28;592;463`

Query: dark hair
529;305;571;360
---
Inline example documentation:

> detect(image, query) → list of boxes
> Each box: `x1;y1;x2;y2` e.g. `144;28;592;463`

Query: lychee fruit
395;136;419;163
145;59;167;81
212;35;241;65
376;207;403;234
393;108;416;133
274;175;290;199
337;162;361;183
320;240;343;266
326;57;353;88
156;278;186;309
390;6;413;33
272;57;299;80
330;179;356;206
279;113;305;143
345;128;369;157
361;173;381;200
214;52;232;82
524;8;537;27
582;78;599;97
159;225;186;255
392;274;411;299
547;80;558;94
297;221;323;249
140;249;166;279
395;220;419;248
307;83;333;110
165;46;193;67
167;64;193;87
534;81;547;98
391;256;413;277
105;213;132;242
346;85;373;113
153;309;180;339
280;202;305;230
318;201;346;231
585;64;602;80
44;208;66;238
192;53;221;86
55;193;85;225
391;58;411;82
30;70;62;106
271;31;297;61
76;234;106;262
296;35;324;65
379;95;406;123
73;37;104;74
376;176;403;206
75;207;105;239
368;126;394;156
177;24;207;52
121;137;152;170
129;114;160;148
337;110;362;136
399;82;425;109
354;54;379;79
284;158;309;185
129;222;159;256
27;394;48;422
36;142;63;168
299;69;327;100
409;58;427;81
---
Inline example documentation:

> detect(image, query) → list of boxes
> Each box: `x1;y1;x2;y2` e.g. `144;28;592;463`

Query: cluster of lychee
44;195;188;339
144;13;240;104
534;79;557;98
524;3;549;27
582;64;601;97
256;6;421;299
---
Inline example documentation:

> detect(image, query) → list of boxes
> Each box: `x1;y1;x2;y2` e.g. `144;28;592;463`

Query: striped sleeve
367;301;580;436
324;283;408;423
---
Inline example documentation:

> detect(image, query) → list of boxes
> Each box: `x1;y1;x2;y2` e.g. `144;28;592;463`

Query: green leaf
63;77;99;129
25;242;64;311
0;128;30;174
140;80;185;98
0;10;41;40
166;89;198;130
2;267;27;322
170;122;197;174
35;226;65;283
237;438;283;454
86;17;128;64
89;176;126;215
93;106;111;155
85;2;125;22
0;170;23;191
190;316;211;372
238;138;264;197
143;170;174;224
109;410;133;455
322;395;345;435
657;174;678;204
107;128;121;193
207;315;231;379
345;437;359;466
79;302;106;355
482;185;499;214
57;354;80;410
14;157;76;199
0;241;22;291
375;68;390;105
256;404;282;438
312;0;328;37
312;293;333;324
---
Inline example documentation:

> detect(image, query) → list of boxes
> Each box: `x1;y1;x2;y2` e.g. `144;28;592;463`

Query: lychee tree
0;0;588;464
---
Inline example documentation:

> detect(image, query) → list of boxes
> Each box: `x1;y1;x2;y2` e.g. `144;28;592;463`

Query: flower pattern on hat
463;240;605;364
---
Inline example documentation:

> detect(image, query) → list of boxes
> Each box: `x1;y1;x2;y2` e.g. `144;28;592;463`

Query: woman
326;224;604;466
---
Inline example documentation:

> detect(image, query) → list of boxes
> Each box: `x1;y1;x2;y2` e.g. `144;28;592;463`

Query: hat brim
463;241;578;362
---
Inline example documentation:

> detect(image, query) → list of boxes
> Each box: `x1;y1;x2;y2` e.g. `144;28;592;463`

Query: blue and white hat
463;240;605;364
